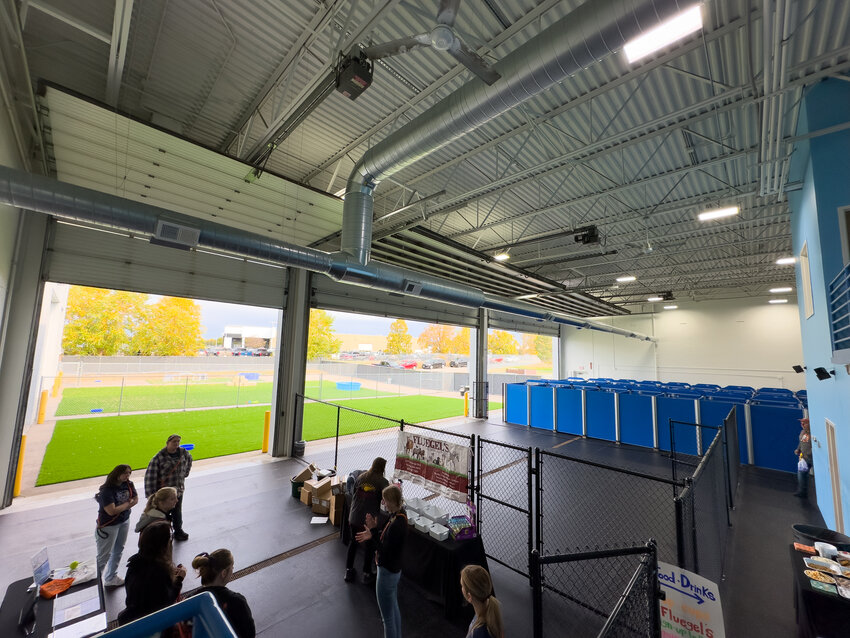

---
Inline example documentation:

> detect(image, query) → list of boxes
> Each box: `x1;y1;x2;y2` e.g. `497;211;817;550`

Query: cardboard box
329;494;345;526
301;479;320;506
330;476;344;496
292;463;316;483
312;476;333;497
312;496;331;515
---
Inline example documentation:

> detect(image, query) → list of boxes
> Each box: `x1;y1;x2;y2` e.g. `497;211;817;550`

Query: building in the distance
222;326;277;350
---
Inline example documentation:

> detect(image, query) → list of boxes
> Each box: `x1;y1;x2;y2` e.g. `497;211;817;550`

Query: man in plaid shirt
145;434;193;541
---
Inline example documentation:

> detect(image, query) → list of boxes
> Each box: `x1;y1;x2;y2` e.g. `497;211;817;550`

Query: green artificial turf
54;379;392;416
38;396;503;486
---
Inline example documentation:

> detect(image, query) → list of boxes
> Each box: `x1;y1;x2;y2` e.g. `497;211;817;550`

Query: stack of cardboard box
298;473;345;524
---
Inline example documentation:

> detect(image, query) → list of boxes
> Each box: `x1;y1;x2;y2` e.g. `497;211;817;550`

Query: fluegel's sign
658;562;725;638
394;431;470;502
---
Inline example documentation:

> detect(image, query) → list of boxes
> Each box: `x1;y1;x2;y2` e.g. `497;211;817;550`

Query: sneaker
104;576;125;588
344;568;356;583
173;530;189;541
361;571;375;585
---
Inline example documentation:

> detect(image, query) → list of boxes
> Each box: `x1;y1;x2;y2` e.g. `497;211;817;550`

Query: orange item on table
794;542;817;555
39;578;75;599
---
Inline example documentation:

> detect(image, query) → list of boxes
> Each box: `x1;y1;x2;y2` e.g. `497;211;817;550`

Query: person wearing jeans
95;464;138;587
357;484;407;638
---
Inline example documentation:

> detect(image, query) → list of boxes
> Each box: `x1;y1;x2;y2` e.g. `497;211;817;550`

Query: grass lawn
54;380;393;416
37;396;502;485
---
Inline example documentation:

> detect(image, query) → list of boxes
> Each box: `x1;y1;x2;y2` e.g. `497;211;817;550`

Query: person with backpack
145;434;192;540
345;457;389;584
95;464;138;587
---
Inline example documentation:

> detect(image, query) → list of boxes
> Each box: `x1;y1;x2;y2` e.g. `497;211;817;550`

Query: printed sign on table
394;431;470;502
658;561;725;638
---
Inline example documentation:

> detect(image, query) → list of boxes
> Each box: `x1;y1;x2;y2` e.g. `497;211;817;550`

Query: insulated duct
340;0;688;265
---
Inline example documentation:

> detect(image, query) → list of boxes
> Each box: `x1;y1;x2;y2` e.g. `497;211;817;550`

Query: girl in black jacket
357;484;407;638
191;549;255;638
117;521;185;626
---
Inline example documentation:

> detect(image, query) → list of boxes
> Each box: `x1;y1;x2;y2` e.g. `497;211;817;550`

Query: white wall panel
45;222;286;308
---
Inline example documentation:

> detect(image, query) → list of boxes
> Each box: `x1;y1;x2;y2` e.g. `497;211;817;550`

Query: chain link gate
476;437;533;577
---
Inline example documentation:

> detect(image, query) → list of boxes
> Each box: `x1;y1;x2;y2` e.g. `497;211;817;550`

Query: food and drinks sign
394;431;469;502
658;562;725;638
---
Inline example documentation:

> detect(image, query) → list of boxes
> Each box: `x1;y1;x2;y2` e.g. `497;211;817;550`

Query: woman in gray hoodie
135;486;178;533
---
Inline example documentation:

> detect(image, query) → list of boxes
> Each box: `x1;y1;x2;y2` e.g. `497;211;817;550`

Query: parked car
231;347;249;356
421;359;445;369
400;360;418;369
252;347;271;356
449;358;468;367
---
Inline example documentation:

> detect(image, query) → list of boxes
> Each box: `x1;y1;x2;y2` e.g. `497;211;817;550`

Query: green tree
449;327;471;355
385;319;413;354
307;309;342;360
132;297;203;356
488;330;519;354
62;286;147;355
534;334;553;362
417;324;457;353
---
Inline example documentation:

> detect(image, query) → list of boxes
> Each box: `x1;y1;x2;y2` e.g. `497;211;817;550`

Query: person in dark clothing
345;457;389;584
461;565;504;638
191;549;255;638
95;464;138;587
117;521;186;626
145;434;192;541
357;484;407;638
794;417;813;497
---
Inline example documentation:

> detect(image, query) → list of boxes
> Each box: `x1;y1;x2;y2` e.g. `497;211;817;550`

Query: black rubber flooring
0;417;827;636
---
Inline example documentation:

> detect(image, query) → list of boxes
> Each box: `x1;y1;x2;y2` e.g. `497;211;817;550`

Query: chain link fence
476;437;532;577
531;542;661;638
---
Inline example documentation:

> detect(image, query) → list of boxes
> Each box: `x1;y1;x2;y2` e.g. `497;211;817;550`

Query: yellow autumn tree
450;327;471;355
520;334;537;354
417;324;456;353
488;330;519;354
132;297;203;356
385;319;413;354
534;334;553;361
307;309;342;360
62;286;147;355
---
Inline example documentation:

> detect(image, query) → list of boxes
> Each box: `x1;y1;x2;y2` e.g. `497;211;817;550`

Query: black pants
166;493;184;532
346;523;375;572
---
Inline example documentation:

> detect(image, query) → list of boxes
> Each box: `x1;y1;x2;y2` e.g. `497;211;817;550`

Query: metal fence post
118;376;125;415
236;373;241;408
674;495;685;569
183;376;189;411
334;405;340;471
528;446;535;583
648;539;662;638
531;549;543;638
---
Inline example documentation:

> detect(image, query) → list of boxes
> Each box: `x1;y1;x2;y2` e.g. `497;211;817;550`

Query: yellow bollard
51;371;63;398
262;411;270;453
464;391;469;417
13;435;25;497
37;390;48;424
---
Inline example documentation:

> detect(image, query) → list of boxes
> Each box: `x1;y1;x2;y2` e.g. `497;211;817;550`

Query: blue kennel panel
700;399;748;463
505;383;529;425
529;384;555;430
555;387;583;435
749;403;805;472
618;393;655;448
656;396;698;454
585;390;616;441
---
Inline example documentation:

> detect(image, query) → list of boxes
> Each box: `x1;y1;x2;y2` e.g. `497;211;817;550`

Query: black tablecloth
1;578;51;638
790;544;850;638
401;527;488;624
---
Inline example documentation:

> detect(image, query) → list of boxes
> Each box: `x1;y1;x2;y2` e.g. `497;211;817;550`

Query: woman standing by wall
357;484;407;638
95;464;138;587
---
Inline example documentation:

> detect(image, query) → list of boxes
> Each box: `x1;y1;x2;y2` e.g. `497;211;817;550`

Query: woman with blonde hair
461;565;504;638
135;486;178;533
191;549;255;638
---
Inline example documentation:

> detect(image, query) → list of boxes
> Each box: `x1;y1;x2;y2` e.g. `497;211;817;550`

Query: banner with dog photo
394;431;470;502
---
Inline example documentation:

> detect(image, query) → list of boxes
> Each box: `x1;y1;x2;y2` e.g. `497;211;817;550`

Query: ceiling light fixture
768;298;788;304
698;206;739;221
776;257;796;265
493;252;510;262
770;287;793;293
616;275;637;282
663;305;678;310
623;5;703;63
647;296;663;302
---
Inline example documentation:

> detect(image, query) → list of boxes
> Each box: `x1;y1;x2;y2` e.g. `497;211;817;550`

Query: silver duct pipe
0;166;651;341
341;0;687;265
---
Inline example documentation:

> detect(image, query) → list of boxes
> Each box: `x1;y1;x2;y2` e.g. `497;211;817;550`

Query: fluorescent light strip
769;299;789;304
647;296;663;302
616;275;636;282
770;287;793;293
493;252;510;261
624;5;703;64
776;257;796;265
663;305;678;310
698;206;739;221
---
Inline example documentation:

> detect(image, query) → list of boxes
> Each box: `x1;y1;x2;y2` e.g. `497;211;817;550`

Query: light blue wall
788;79;850;531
